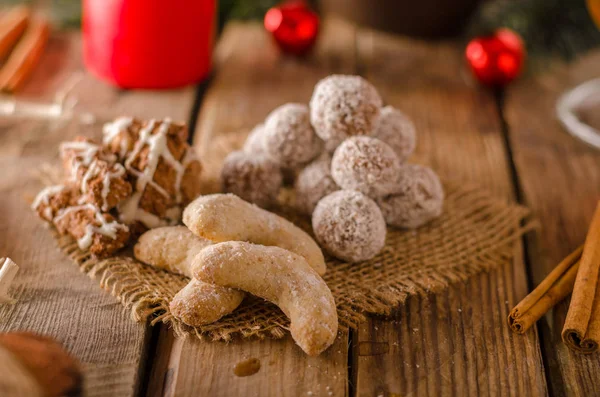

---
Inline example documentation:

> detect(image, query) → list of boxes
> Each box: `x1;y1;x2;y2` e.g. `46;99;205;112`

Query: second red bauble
264;1;320;56
465;29;525;87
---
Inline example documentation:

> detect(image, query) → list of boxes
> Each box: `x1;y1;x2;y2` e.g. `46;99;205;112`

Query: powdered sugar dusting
242;124;267;155
312;190;386;263
373;106;416;162
294;152;339;215
310;75;382;152
377;164;444;229
263;103;323;169
221;151;282;208
331;136;401;198
195;241;337;355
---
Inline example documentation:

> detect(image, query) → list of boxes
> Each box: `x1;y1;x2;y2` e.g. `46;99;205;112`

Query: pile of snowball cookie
222;74;444;262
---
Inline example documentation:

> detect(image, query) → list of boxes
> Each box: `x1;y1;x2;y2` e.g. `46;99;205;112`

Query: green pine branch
468;0;600;61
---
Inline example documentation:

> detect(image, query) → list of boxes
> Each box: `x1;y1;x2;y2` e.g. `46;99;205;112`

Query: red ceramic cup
83;0;215;89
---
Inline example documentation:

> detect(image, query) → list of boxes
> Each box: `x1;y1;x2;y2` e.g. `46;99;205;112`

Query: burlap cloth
42;133;535;341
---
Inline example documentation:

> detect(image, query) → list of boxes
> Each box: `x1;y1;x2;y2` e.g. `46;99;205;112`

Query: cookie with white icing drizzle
53;203;130;257
102;116;143;160
32;116;205;257
116;119;202;229
60;137;132;211
32;185;71;222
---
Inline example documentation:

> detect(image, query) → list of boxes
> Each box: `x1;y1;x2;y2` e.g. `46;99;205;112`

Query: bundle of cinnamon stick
508;201;600;354
0;6;49;92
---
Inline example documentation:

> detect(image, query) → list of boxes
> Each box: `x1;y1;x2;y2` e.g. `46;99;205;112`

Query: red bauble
465;29;525;87
264;1;320;56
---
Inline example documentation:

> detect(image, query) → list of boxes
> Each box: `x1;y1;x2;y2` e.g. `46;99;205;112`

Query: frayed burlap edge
48;181;536;342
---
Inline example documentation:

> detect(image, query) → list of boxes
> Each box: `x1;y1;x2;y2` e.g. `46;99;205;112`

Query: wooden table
1;20;599;397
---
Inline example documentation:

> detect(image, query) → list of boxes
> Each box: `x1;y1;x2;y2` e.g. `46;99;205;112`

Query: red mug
83;0;215;89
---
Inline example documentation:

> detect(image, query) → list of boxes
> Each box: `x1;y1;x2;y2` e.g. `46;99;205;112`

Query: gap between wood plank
137;324;160;397
494;90;558;397
347;329;358;397
139;76;215;397
188;75;215;145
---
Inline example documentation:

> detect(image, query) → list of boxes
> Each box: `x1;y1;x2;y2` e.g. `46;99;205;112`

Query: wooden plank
148;21;357;397
353;29;548;396
162;332;349;397
504;50;600;396
0;32;197;397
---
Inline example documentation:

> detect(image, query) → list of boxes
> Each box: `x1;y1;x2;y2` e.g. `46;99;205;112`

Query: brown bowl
319;0;483;38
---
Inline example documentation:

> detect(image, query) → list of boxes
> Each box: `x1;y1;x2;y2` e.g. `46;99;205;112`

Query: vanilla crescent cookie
192;241;338;356
183;194;326;275
134;226;245;326
134;226;210;277
170;279;245;327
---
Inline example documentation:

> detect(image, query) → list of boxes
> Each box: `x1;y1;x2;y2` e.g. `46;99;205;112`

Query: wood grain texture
504;50;600;396
163;333;348;397
353;29;547;396
0;33;196;397
149;20;357;397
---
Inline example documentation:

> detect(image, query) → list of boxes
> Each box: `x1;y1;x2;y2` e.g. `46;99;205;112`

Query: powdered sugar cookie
312;190;386;263
373;106;416;162
134;226;245;326
183;193;326;275
192;241;337;356
310;75;382;151
263;103;322;169
294;153;339;215
331;136;401;198
221;151;283;208
377;164;444;229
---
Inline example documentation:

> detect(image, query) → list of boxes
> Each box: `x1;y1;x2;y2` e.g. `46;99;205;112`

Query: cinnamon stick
0;16;49;93
562;201;600;353
508;246;582;334
0;6;30;60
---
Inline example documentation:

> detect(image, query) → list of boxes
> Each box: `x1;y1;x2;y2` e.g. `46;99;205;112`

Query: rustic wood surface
0;33;196;397
0;19;599;397
505;51;600;397
150;21;356;397
353;30;546;397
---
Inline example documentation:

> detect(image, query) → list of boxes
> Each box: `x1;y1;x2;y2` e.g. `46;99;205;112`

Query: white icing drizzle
80;160;100;194
54;203;128;250
60;141;100;182
118;119;192;227
103;117;134;159
172;148;197;203
31;185;65;220
135;208;169;229
64;143;127;211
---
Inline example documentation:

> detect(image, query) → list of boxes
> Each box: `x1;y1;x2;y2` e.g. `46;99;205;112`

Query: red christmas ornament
465;28;525;87
264;1;320;56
